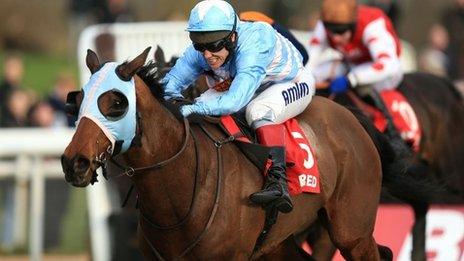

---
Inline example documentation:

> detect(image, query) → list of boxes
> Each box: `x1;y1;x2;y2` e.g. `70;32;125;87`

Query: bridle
96;108;232;260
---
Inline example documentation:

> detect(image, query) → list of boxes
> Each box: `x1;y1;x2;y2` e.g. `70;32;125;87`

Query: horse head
61;47;152;187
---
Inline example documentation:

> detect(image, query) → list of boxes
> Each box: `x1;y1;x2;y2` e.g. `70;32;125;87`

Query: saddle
164;100;321;195
216;114;321;195
345;89;421;152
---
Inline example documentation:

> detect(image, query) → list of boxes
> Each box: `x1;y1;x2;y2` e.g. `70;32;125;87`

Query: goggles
323;21;356;35
192;15;237;53
193;37;230;53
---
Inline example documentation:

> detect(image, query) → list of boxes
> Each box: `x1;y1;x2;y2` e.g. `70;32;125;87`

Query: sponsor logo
282;82;310;106
298;174;318;188
320;206;464;261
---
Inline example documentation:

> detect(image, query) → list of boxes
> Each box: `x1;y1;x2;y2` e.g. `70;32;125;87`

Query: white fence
0;127;114;261
0;128;74;260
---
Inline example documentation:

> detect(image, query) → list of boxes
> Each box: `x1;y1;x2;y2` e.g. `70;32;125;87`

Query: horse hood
77;62;137;154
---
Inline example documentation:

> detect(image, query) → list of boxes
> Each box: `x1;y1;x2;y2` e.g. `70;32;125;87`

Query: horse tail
348;107;435;205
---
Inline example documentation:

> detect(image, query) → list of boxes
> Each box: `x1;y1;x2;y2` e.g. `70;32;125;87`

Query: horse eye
97;90;129;121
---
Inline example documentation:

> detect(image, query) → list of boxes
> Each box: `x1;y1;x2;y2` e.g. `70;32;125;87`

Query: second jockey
162;0;315;213
308;0;408;154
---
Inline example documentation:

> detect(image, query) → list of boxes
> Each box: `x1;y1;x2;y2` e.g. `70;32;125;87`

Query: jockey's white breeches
195;67;315;129
246;67;315;129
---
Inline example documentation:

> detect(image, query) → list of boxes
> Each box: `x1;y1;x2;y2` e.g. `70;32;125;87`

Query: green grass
0;52;79;97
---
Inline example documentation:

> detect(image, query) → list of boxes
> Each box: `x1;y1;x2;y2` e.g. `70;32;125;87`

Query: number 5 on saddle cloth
219;115;321;195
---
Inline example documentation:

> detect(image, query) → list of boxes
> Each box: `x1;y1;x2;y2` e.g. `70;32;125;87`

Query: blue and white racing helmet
187;0;236;32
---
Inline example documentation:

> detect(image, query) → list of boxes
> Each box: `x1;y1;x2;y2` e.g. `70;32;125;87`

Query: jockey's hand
180;105;195;117
329;76;351;94
163;92;184;101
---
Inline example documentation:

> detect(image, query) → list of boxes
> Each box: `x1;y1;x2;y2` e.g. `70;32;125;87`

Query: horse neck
125;77;199;225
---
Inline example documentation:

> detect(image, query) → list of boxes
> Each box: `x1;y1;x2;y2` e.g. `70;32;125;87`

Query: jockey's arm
162;46;204;100
306;21;330;72
347;19;401;87
185;67;266;116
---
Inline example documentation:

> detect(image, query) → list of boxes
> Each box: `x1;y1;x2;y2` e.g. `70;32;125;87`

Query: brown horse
311;72;464;261
62;47;402;260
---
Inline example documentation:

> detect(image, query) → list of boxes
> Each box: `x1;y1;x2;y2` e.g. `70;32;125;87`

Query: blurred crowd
0;53;77;128
417;0;464;91
418;0;464;93
1;0;136;129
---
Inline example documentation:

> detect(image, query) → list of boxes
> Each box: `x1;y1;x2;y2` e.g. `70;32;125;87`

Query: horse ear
155;45;166;67
86;49;100;74
117;47;151;81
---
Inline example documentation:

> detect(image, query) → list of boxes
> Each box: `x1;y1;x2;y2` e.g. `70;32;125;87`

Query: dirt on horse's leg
411;202;429;261
258;236;315;261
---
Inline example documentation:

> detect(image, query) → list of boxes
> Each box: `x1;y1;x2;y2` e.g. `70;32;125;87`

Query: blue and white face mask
77;62;137;154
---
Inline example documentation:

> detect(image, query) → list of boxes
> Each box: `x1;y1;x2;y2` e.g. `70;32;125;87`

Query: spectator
47;73;78;127
0;53;24;123
418;24;449;77
441;0;464;81
1;89;33;127
28;101;59;128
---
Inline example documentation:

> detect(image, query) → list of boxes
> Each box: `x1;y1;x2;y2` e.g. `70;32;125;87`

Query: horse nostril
74;156;90;174
61;154;73;174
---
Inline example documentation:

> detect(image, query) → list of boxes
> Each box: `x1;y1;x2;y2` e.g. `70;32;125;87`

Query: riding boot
368;89;412;158
249;124;293;213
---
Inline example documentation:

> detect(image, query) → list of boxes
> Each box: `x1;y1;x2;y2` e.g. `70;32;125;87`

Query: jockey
308;0;407;152
162;0;315;213
239;11;309;65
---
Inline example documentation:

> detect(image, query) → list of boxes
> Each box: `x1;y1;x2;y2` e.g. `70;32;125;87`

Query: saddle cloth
220;116;320;195
374;90;421;152
351;90;421;152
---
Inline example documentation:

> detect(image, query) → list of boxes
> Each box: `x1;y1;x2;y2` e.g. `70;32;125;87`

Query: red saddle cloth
350;90;421;152
375;90;421;152
220;116;321;195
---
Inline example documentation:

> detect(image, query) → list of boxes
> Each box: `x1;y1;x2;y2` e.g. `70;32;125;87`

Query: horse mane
136;60;188;120
137;60;166;100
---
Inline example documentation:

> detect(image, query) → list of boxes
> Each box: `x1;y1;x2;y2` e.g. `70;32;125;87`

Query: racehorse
62;47;417;260
312;72;464;261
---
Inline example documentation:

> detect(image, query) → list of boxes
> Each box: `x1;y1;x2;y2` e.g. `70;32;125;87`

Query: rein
140;122;233;260
111;114;234;260
110;117;191;177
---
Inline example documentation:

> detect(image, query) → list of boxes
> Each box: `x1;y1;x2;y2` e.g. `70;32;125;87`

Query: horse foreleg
305;219;337;260
257;236;315;261
411;202;429;261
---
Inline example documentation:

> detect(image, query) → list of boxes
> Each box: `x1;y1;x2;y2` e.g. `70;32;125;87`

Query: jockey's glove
163;92;184;101
180;105;195;117
329;76;351;94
